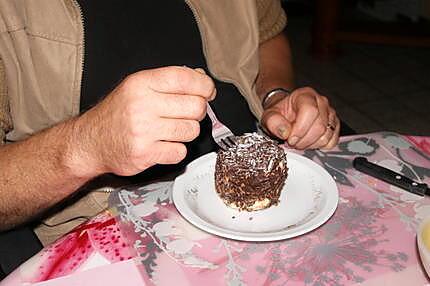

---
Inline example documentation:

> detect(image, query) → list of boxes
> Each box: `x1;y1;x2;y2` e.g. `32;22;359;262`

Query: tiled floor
285;12;430;136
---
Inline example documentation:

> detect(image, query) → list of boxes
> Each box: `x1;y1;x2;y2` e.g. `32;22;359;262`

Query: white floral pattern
109;132;430;286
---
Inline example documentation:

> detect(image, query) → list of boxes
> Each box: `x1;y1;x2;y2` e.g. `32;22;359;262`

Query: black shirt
77;0;257;180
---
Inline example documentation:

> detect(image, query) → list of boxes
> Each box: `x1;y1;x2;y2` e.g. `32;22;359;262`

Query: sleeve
0;57;12;144
256;0;287;43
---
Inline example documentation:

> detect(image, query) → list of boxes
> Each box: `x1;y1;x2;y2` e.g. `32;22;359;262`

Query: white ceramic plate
417;216;430;278
173;151;338;241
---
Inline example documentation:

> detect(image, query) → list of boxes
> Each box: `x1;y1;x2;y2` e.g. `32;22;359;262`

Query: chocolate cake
215;133;288;211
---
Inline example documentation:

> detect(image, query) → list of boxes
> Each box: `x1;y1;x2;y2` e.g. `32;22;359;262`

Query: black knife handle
352;156;428;196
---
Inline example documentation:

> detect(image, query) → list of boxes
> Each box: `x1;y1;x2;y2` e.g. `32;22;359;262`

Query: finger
293;116;327;149
307;126;332;149
151;93;207;120
193;68;217;100
261;109;292;140
321;116;340;150
150;141;188;165
152;118;201;143
287;92;320;146
126;140;188;172
145;66;216;100
326;107;337;130
194;68;206;74
316;95;330;126
307;107;336;149
295;96;331;149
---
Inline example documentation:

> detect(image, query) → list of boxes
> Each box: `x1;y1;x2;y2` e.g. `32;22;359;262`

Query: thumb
261;109;292;140
193;68;217;100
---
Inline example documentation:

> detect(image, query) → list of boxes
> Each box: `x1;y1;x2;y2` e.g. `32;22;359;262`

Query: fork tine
218;140;229;151
206;102;237;150
220;137;234;149
226;136;237;146
223;136;236;148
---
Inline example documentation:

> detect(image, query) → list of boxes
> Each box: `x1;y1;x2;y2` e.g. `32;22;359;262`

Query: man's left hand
260;87;340;150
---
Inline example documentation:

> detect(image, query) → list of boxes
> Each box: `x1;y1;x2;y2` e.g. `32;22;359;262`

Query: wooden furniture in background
311;0;430;59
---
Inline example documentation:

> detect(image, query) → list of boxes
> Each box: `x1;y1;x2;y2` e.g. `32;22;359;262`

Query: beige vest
0;0;286;244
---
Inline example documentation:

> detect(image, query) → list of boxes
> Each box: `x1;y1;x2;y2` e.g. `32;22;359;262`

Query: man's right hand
68;66;216;177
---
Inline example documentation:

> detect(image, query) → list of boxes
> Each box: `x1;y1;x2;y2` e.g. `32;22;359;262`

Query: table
2;132;430;285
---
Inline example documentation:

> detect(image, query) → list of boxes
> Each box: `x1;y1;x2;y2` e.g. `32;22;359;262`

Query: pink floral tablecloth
2;132;430;286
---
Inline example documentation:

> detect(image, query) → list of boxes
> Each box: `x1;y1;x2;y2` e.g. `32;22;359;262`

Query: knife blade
352;156;430;197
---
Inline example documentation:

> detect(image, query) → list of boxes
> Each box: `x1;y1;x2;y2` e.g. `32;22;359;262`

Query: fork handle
206;103;219;126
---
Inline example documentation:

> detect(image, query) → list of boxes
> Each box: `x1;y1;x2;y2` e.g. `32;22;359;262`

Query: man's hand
260;87;339;150
0;66;215;229
69;66;216;177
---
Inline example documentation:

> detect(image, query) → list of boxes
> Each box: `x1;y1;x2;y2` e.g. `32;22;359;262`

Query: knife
352;156;430;197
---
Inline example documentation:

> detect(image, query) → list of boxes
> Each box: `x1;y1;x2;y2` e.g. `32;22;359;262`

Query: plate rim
173;151;339;242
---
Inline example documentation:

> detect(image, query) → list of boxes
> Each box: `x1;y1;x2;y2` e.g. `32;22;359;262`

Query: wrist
261;87;292;109
61;115;104;180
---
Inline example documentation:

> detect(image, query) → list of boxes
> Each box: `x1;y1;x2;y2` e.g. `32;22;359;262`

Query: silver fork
206;103;236;150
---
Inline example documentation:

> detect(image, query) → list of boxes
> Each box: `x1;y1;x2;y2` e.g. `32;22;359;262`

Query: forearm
256;33;295;101
0;117;99;230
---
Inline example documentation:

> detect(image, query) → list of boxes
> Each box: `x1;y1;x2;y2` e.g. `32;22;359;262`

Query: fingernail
278;126;288;139
195;68;206;74
288;136;299;146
